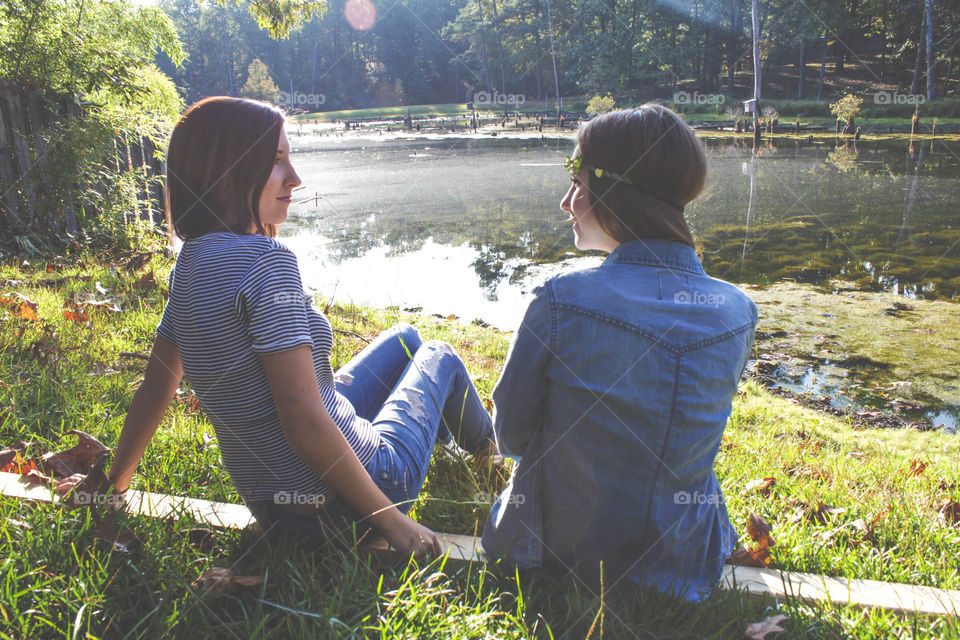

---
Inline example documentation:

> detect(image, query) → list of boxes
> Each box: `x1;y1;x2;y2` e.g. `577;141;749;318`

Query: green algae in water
747;281;960;431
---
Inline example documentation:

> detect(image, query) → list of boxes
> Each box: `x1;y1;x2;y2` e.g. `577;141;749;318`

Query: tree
241;58;281;100
586;94;615;115
830;93;862;134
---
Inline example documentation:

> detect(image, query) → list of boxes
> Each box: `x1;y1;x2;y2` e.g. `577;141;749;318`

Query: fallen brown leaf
744;513;775;566
743;613;788;639
62;305;90;323
41;430;112;478
727;545;769;568
744;477;776;496
938;501;960;526
905;459;927;478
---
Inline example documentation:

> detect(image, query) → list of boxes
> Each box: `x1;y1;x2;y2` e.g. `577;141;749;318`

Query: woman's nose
287;167;302;188
560;185;574;212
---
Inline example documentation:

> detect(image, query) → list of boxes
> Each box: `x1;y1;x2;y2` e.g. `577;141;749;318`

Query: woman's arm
107;335;183;493
492;287;552;456
259;346;441;557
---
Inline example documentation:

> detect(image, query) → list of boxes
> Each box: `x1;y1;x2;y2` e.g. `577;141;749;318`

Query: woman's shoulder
186;232;295;261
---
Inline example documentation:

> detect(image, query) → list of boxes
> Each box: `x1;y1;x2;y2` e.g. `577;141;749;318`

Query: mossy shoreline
1;249;959;638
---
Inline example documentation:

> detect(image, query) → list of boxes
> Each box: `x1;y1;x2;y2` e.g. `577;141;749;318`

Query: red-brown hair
165;97;285;240
575;105;705;249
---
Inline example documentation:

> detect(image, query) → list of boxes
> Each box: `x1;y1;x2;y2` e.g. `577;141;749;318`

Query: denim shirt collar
604;239;705;276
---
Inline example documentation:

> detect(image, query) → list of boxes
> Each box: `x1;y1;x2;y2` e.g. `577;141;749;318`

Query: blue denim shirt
482;239;757;602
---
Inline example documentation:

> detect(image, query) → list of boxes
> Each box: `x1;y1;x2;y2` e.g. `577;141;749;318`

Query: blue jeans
247;324;494;540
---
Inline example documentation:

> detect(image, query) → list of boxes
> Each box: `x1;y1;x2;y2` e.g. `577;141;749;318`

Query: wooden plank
3;471;958;616
0;471;254;530
721;565;960;618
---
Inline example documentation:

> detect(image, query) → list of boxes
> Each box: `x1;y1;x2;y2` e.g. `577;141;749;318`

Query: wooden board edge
4;472;958;617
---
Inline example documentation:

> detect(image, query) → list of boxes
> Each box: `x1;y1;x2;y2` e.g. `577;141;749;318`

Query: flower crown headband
563;154;684;212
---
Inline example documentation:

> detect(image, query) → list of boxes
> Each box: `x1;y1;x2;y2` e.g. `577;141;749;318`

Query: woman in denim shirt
482;106;758;602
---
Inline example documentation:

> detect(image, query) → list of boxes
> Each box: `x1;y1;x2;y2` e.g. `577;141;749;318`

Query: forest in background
4;0;960;250
155;0;960;111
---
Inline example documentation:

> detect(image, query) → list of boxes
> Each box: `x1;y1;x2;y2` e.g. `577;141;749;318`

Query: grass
1;250;959;638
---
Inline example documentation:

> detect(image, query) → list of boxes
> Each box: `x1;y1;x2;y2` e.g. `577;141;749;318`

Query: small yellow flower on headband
563;155;636;186
563;154;685;211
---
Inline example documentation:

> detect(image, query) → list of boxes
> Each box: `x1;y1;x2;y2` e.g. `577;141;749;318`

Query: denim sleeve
492;284;552;456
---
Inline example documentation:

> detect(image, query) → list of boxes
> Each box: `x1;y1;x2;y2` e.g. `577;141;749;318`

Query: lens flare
345;0;376;31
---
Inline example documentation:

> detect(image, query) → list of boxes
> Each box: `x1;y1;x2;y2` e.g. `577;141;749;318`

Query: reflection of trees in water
699;141;959;299
312;194;576;294
298;138;959;300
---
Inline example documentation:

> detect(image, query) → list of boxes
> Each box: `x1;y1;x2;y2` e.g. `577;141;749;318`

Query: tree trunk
545;0;561;117
926;0;935;101
911;7;925;96
798;42;806;100
490;0;506;97
880;0;888;77
751;0;761;144
817;45;827;102
311;40;319;96
726;0;742;96
477;0;493;95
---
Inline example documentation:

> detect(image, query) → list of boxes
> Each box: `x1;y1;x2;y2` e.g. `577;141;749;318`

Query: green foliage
0;0;186;251
1;254;959;637
830;93;864;124
585;94;615;116
240;58;281;100
243;0;325;39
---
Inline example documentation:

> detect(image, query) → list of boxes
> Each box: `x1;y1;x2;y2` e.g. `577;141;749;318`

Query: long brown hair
165;97;285;240
575;105;705;249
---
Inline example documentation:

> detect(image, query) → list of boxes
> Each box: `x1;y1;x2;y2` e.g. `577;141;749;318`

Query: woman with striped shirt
105;97;496;556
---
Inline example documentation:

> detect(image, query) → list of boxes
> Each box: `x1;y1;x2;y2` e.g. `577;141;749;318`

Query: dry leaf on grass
192;567;264;593
743;613;788;639
40;430;112;478
728;513;776;567
905;459;928;478
90;511;137;553
744;477;776;496
938;501;960;525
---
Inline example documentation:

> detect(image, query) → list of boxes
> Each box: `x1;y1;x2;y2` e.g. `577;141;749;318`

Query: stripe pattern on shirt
156;232;379;502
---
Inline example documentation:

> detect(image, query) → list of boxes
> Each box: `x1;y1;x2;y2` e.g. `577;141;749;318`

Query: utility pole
545;0;561;119
751;0;762;145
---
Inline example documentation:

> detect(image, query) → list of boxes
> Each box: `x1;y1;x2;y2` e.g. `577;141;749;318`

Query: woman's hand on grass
381;513;442;558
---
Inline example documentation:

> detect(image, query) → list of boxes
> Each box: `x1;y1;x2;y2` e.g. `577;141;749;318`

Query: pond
279;131;960;431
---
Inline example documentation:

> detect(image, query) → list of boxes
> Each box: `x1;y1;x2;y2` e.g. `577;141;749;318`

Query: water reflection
279;133;960;431
285;135;960;307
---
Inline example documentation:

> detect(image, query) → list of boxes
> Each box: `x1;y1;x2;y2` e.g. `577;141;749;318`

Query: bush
586;94;616;116
830;93;863;124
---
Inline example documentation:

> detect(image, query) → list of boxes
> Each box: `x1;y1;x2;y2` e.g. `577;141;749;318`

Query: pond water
279;132;960;431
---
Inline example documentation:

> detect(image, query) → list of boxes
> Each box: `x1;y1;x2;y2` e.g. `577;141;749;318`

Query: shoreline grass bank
1;251;958;638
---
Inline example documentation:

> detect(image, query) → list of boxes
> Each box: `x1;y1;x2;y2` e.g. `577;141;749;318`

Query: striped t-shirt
156;231;379;502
